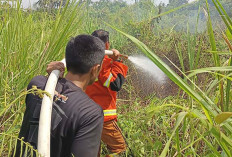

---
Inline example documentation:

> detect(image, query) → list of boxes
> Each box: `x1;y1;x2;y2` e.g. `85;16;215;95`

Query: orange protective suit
86;56;128;122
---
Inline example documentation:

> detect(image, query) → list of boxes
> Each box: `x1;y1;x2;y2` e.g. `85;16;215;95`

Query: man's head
91;29;110;50
65;35;105;85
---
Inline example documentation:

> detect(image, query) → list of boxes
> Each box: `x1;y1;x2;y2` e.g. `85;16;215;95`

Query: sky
22;0;36;8
22;0;170;8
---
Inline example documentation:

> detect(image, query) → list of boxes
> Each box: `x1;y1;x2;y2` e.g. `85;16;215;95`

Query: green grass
0;0;84;156
107;0;232;155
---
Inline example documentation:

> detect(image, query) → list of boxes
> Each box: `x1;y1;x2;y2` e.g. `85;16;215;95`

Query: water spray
128;55;167;84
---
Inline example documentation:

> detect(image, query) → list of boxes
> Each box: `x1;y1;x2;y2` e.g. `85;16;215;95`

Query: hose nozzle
105;50;128;59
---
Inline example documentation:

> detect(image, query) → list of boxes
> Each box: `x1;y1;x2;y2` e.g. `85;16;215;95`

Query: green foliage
0;0;84;156
226;26;232;40
106;0;232;154
169;0;188;7
35;0;68;10
215;112;232;124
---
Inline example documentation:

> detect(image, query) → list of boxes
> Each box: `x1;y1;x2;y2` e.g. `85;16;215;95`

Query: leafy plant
107;1;232;154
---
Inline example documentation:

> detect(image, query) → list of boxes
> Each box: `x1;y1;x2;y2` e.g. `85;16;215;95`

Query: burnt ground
117;55;181;104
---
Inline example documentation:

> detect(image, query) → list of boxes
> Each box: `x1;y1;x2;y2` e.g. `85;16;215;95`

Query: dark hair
65;35;105;74
91;29;109;43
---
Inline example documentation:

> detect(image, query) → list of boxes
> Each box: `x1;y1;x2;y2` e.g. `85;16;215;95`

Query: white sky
21;0;36;8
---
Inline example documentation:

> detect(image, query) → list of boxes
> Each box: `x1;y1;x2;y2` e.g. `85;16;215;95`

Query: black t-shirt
15;76;103;157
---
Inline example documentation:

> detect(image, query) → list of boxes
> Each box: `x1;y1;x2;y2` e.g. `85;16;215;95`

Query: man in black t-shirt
14;35;105;157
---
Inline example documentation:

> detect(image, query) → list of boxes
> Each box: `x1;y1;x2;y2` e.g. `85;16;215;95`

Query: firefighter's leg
101;120;126;156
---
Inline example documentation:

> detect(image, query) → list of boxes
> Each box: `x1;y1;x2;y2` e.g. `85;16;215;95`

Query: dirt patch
118;55;180;101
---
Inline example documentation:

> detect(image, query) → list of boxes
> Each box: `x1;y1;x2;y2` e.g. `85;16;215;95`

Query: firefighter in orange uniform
86;29;128;157
46;30;128;156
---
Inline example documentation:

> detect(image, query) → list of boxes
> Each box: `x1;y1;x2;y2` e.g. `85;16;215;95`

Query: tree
35;0;67;10
0;1;11;8
169;0;188;6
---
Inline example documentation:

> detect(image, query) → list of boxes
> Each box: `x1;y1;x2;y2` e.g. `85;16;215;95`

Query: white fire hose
37;58;66;157
38;50;116;156
105;50;113;55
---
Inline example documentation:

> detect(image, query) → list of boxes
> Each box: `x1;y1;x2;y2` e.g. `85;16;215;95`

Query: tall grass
0;0;84;156
212;0;232;112
108;0;232;156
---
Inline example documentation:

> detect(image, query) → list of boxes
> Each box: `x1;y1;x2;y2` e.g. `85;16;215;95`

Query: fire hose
38;50;128;157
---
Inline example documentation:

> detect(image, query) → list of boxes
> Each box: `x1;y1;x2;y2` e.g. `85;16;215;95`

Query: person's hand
46;61;65;78
108;49;120;61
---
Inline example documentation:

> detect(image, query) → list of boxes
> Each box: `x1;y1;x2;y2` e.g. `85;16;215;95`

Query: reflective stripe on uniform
106;153;119;157
95;78;98;82
103;73;113;87
103;109;116;116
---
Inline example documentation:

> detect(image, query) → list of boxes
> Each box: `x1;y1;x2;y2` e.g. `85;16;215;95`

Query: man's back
15;75;103;157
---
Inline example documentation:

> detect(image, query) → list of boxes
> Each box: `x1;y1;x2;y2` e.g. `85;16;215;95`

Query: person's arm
46;61;65;78
99;49;128;92
71;107;104;157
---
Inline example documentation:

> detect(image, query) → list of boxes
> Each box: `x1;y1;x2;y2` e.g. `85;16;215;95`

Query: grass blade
160;112;188;157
